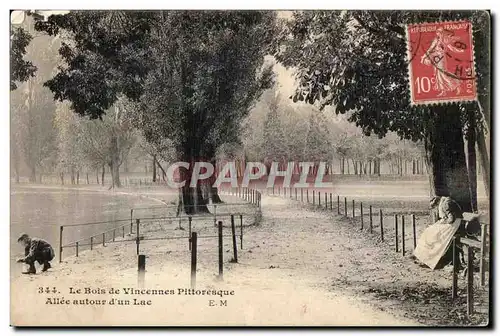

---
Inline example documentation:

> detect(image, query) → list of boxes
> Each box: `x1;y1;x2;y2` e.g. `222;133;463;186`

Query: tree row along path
14;192;463;326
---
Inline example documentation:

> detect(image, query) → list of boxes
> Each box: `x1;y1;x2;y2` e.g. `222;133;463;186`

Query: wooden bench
451;212;490;316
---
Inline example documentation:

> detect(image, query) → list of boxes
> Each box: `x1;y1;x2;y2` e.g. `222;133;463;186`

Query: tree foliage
276;10;490;140
10;27;37;90
35;11;152;119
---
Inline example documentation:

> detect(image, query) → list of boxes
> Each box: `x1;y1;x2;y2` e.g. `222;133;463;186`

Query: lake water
10;185;163;274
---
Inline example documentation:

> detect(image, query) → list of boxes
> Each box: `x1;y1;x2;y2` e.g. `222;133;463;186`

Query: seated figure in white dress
412;196;464;270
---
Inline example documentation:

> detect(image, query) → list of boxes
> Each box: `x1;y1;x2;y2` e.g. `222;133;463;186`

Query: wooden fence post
213;204;217;227
136;219;140;255
395;214;399;252
240;214;243;249
59;226;63;263
452;237;458;300
218;221;223;280
401;215;406;256
188;216;192;251
330;193;333;210
231;215;238;263
122;226;125;238
412;214;417;249
344;197;347;217
130;209;134;234
360;203;364;230
352;200;355;218
337;195;340;214
313;190;315;205
379;209;384;241
325;193;327;209
369;206;373;233
307;189;309;203
90;236;93;250
138;254;146;288
467;246;474;316
76;242;79;257
102;232;105;246
295;188;297;200
319;192;321;206
191;232;197;289
480;224;487;286
301;188;303;202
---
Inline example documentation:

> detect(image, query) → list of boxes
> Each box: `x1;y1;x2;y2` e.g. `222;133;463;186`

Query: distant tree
10;17;60;183
261;90;289;171
76;98;137;188
54;101;81;184
303;110;331;175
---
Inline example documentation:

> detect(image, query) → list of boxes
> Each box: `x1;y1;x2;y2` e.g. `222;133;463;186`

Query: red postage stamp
406;21;477;105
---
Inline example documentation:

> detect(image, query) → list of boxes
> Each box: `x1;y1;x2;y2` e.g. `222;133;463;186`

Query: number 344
38;287;58;294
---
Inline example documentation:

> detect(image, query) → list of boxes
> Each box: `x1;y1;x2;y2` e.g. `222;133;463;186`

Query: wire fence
58;187;263;262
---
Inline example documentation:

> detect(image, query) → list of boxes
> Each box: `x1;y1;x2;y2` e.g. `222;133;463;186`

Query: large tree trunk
13;149;20;183
152;154;157;183
110;135;122;188
177;159;210;215
424;105;472;223
29;165;36;183
209;158;223;203
153;156;168;182
476;129;490;201
464;109;478;213
110;162;121;188
101;165;105;186
351;159;357;175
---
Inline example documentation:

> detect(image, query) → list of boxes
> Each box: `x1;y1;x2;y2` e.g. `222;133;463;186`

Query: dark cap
429;196;441;208
17;233;30;242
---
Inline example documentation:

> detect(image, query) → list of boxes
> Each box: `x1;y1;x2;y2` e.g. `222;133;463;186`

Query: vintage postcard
9;9;491;327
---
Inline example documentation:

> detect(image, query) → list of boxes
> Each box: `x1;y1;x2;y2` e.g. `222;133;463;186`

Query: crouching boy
16;233;55;274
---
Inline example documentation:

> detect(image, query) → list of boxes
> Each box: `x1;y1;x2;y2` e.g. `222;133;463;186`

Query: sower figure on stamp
16;233;55;274
421;28;465;97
